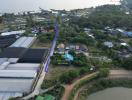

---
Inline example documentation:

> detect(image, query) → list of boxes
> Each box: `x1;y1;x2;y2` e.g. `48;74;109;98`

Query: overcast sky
0;0;120;13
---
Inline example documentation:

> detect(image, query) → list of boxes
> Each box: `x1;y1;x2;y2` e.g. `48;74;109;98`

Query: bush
41;80;58;89
60;70;79;84
99;68;110;77
79;67;90;75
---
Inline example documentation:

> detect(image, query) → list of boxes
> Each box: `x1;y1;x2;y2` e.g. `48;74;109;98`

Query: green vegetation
51;53;70;65
51;52;88;67
122;57;132;70
60;70;79;84
38;32;54;43
41;80;58;89
128;39;132;46
70;5;132;29
41;85;64;100
0;16;2;23
60;67;90;84
98;68;110;77
58;24;95;46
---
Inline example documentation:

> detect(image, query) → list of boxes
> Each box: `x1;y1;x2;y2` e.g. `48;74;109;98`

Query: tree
122;57;132;70
60;70;79;84
79;67;90;75
128;40;132;47
99;68;110;77
0;17;2;23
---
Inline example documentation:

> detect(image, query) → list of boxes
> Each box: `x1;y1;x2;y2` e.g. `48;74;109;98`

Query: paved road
108;69;132;79
23;22;59;100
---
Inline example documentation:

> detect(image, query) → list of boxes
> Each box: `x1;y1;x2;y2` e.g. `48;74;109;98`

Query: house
66;44;88;53
117;51;132;59
57;43;65;54
120;43;128;47
103;42;113;48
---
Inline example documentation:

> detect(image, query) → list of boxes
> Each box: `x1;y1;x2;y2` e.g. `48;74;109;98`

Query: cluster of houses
57;43;88;54
104;27;132;37
54;43;88;63
103;41;132;59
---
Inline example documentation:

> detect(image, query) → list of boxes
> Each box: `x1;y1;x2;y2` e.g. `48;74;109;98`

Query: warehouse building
0;35;17;48
10;36;36;48
0;46;48;100
0;47;48;63
5;63;40;70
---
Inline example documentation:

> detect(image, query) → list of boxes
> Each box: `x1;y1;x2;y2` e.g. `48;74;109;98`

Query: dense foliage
60;67;90;84
70;5;132;29
58;24;95;46
122;57;132;70
38;32;54;43
0;17;2;23
99;68;110;77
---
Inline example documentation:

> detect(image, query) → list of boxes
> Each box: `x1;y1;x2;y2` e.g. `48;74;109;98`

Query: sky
0;0;120;13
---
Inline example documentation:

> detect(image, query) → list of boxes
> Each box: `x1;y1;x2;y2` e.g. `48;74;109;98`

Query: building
1;30;25;36
104;42;114;48
10;36;36;48
0;35;17;48
0;47;48;100
57;43;65;54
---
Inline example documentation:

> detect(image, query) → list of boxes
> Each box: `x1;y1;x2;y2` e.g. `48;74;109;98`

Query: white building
1;30;25;36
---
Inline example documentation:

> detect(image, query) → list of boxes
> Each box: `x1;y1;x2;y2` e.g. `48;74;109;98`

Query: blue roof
127;32;132;36
64;54;74;61
124;31;132;36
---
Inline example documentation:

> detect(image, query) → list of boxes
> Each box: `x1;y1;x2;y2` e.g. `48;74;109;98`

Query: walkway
61;72;98;100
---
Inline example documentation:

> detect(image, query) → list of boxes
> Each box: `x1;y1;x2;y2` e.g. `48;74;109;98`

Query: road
108;69;132;79
23;22;59;100
61;72;98;100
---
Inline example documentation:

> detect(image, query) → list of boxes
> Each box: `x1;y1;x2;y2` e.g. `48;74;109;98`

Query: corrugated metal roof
10;37;27;47
10;37;36;48
0;78;33;92
0;92;22;100
0;62;10;70
0;70;37;78
0;58;8;65
6;63;40;70
21;37;36;48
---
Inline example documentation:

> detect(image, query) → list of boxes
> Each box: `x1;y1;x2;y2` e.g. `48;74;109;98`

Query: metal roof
0;47;26;58
6;63;40;70
0;70;37;78
0;58;8;65
0;78;34;92
0;92;22;100
0;35;17;48
10;37;36;48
